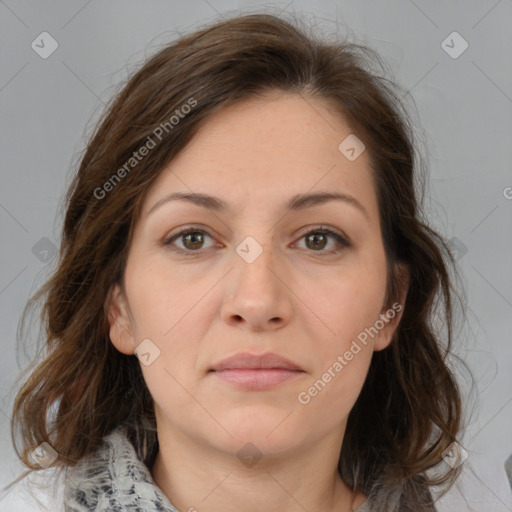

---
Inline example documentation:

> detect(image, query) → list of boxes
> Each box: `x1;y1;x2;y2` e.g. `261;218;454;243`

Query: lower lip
211;369;304;390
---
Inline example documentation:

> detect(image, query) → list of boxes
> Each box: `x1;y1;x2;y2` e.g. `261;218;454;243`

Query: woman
3;12;465;512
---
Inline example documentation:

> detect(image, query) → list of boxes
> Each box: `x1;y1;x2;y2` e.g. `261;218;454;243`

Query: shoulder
0;466;65;512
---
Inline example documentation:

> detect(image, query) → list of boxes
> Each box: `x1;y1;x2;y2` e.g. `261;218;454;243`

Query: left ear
374;262;410;351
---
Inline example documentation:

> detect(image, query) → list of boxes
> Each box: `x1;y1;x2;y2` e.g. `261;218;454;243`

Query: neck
151;426;363;512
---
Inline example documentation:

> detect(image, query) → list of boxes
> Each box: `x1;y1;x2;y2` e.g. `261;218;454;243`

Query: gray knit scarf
64;427;178;511
62;426;435;512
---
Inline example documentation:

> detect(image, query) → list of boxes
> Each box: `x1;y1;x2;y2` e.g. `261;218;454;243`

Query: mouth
209;352;305;390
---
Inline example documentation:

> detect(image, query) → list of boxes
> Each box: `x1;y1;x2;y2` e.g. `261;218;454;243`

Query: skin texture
107;91;408;512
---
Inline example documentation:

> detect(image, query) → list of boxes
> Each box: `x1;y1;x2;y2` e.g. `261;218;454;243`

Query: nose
219;237;293;332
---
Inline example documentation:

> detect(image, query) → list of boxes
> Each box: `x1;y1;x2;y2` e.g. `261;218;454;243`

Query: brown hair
10;11;466;508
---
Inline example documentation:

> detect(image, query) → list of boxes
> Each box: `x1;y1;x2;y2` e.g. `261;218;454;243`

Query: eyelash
162;225;351;257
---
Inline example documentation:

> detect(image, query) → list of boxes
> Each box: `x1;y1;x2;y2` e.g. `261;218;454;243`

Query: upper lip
210;352;304;371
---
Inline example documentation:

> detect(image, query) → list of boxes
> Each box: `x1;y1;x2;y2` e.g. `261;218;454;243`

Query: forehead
142;92;378;220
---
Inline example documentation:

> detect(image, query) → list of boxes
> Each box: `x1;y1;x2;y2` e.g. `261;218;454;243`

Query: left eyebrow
147;191;369;220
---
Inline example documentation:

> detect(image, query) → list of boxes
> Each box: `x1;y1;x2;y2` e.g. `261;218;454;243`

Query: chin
214;408;301;449
213;430;301;463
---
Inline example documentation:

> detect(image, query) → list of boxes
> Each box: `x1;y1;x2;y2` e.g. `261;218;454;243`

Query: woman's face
108;91;404;459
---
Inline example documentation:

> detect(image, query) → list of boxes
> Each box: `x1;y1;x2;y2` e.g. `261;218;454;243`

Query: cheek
296;256;386;411
295;342;372;435
124;255;210;338
121;259;211;405
308;257;388;344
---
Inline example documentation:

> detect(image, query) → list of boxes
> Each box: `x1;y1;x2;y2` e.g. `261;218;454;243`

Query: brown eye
295;228;351;255
305;232;328;250
164;228;215;253
181;231;205;251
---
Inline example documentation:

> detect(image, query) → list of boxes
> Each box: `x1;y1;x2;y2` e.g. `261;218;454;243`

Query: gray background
1;1;511;510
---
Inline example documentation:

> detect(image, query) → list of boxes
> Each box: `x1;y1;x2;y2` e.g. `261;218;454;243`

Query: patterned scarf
64;427;178;511
62;426;435;511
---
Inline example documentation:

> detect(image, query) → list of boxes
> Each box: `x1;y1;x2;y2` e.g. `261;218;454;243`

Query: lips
209;352;305;390
209;352;303;372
